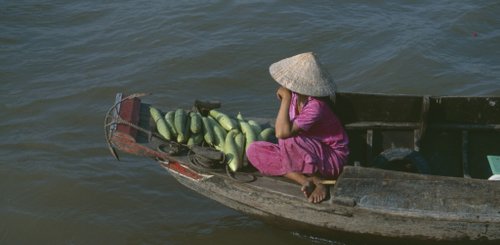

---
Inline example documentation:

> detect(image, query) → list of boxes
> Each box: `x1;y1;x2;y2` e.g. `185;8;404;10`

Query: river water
1;0;499;244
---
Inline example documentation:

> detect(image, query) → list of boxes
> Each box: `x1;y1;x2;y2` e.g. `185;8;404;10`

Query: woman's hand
274;86;299;139
276;86;292;101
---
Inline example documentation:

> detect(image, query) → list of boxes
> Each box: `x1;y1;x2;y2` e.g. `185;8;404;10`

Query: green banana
209;109;238;131
165;110;177;136
248;120;263;136
190;112;202;134
208;116;226;150
239;120;258;151
259;127;275;142
175;108;188;143
201;116;215;146
150;106;172;140
225;130;243;172
187;132;203;146
234;132;246;166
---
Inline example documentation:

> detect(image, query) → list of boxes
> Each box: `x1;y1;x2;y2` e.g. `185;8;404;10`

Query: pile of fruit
150;106;275;172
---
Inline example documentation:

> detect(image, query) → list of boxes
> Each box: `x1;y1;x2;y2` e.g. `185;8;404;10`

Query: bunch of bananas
150;106;274;171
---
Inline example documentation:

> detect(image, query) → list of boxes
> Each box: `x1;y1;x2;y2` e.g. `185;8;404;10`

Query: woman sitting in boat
247;52;349;204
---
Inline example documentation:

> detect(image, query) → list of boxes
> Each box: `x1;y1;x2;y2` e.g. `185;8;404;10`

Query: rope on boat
103;93;152;160
186;144;256;183
186;144;225;169
224;165;257;183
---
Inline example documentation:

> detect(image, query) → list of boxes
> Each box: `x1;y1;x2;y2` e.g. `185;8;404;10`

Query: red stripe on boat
161;162;205;181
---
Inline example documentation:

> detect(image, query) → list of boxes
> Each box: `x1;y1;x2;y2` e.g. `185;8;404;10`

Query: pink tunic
246;93;349;178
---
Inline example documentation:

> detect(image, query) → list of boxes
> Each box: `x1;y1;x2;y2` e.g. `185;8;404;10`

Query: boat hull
162;161;500;243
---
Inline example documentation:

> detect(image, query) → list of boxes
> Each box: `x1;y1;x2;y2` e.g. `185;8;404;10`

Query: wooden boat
104;92;500;243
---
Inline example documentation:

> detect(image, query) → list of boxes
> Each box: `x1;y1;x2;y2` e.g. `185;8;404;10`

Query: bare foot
308;182;326;203
284;172;326;204
301;180;315;199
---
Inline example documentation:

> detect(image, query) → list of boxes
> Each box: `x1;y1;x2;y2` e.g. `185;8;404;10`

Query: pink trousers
246;136;347;178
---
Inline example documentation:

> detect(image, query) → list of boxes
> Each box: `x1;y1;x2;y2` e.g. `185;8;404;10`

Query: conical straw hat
269;52;337;97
